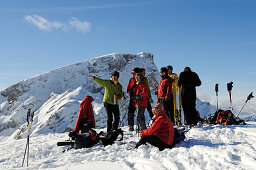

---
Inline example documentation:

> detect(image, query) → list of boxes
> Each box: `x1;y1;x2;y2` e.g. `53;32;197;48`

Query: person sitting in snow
135;103;174;151
89;71;123;132
73;95;95;133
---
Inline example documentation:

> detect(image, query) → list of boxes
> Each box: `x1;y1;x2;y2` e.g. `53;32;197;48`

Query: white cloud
69;17;91;32
25;15;91;33
25;15;63;31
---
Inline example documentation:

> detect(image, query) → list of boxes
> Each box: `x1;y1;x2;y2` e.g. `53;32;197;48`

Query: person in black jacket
178;67;201;125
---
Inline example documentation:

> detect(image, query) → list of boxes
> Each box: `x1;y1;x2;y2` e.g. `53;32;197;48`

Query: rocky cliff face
0;52;161;139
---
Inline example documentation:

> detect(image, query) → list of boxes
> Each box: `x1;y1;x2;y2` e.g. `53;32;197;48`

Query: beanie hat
111;71;119;78
160;67;168;74
152;103;164;115
132;67;140;74
166;65;173;71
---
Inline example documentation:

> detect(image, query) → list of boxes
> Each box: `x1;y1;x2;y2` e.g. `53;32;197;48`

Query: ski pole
215;83;219;112
236;92;254;118
22;108;30;167
227;81;233;110
120;93;124;127
22;109;34;167
135;104;140;137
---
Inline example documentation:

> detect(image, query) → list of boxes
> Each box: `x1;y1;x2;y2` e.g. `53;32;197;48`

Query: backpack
215;110;238;126
74;130;99;149
209;110;245;126
172;127;186;146
101;129;124;146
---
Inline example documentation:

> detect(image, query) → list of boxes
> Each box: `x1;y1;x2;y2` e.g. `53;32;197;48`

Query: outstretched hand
88;75;94;80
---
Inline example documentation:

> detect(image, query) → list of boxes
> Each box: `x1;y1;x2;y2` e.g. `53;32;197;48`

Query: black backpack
73;130;99;149
101;129;124;146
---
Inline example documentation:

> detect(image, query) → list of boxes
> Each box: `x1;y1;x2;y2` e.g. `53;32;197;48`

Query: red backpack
216;110;234;126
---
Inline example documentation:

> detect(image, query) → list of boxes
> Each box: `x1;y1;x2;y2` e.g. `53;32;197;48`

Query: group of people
88;65;201;150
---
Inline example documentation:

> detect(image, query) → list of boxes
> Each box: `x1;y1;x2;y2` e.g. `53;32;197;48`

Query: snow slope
0;52;217;141
0;53;161;139
0;123;256;170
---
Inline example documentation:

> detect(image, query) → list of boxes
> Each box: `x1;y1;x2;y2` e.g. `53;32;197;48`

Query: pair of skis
174;84;182;126
22;108;35;167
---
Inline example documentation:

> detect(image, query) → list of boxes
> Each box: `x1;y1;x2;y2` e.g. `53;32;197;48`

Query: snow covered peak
0;52;159;139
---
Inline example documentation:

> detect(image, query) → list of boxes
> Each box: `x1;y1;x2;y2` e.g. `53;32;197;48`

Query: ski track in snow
1;123;256;170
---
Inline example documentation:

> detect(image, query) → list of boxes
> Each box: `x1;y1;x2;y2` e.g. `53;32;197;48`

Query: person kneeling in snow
135;103;174;151
73;95;95;133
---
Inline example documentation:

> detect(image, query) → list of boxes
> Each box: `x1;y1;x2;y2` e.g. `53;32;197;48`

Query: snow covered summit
0;53;161;139
0;52;215;140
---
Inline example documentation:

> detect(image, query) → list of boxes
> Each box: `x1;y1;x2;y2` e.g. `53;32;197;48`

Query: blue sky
0;0;256;108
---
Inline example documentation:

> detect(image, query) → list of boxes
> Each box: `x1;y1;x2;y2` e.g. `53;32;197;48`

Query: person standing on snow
166;65;180;125
127;67;140;131
135;103;174;151
133;73;148;131
140;68;154;119
157;67;174;122
89;71;122;132
178;67;201;126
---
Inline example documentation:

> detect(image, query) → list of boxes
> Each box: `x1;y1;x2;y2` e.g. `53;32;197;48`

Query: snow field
1;122;256;170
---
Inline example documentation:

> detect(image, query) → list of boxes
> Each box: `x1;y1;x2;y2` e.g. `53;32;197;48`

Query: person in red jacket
158;67;174;122
135;103;174;151
133;73;148;131
127;67;140;131
74;96;95;133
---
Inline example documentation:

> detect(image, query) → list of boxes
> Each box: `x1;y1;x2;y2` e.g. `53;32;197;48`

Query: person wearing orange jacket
135;103;174;151
133;73;148;131
74;95;95;133
157;67;174;122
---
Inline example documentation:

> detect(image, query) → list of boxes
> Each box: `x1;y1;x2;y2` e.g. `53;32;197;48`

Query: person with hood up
74;95;95;133
89;71;122;132
135;103;174;151
133;73;148;131
157;67;174;122
178;67;201;126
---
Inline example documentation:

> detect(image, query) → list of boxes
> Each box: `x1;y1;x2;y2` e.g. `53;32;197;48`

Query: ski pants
104;103;120;132
158;97;174;123
147;98;153;119
136;107;147;131
135;135;171;151
128;98;136;127
181;87;199;125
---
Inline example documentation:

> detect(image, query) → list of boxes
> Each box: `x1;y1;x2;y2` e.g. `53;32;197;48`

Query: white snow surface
1;123;256;170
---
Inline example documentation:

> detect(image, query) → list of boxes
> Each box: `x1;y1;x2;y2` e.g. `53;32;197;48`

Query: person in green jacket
89;71;123;132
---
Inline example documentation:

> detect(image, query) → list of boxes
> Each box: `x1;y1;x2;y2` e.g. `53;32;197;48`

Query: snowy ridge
0;52;219;140
0;52;161;139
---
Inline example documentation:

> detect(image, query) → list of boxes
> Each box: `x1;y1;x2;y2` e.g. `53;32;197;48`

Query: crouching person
135;103;174;151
